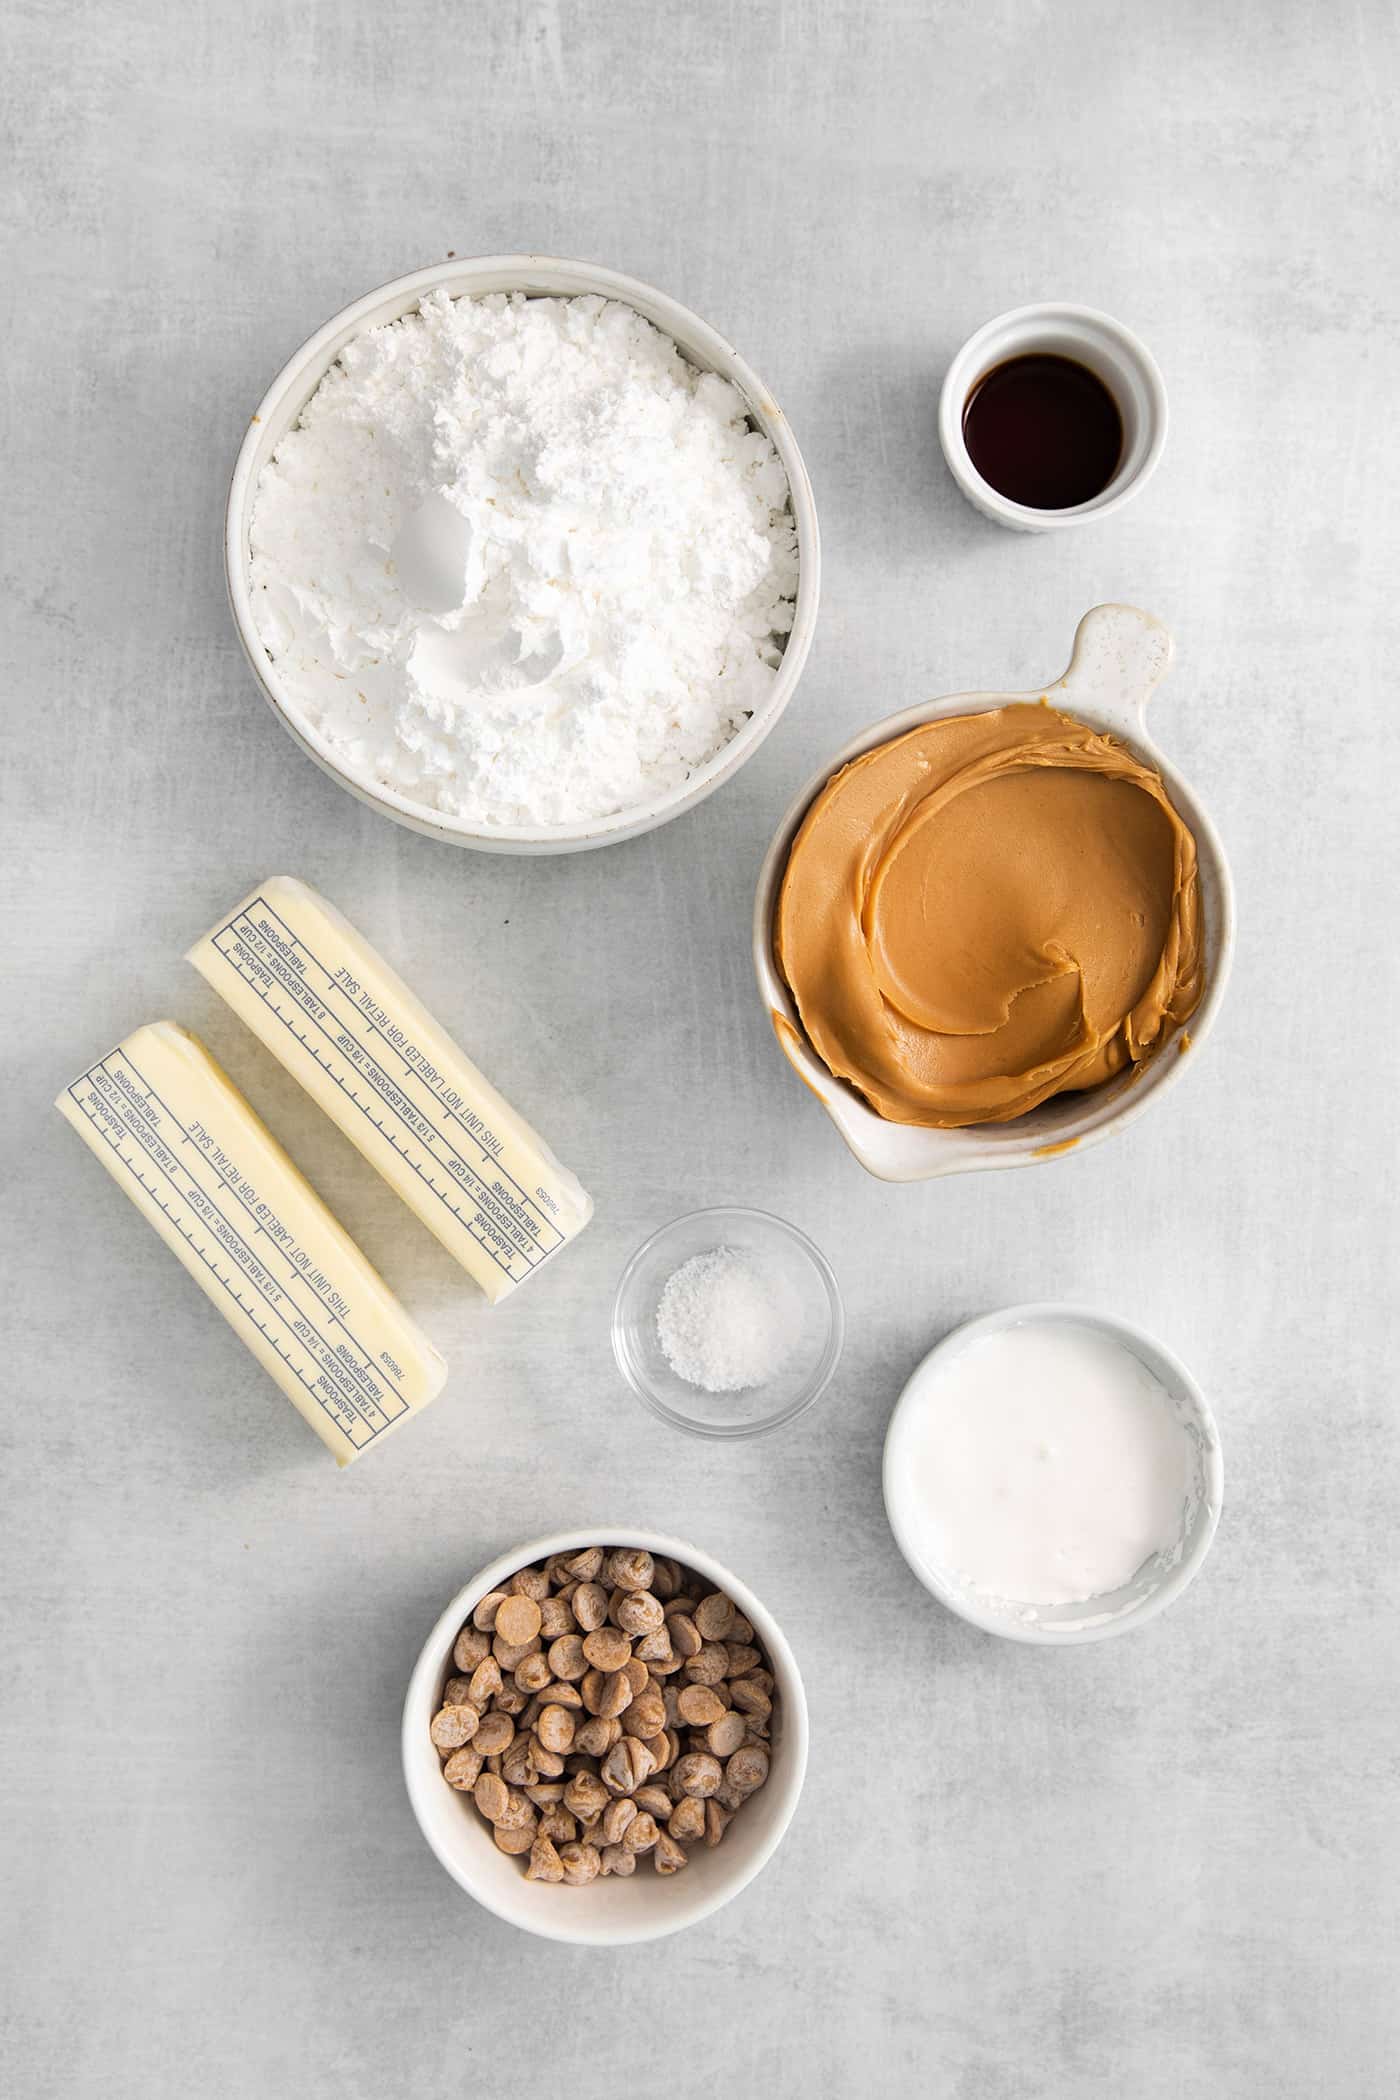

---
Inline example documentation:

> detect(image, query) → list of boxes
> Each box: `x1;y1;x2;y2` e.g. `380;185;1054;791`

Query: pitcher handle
1048;603;1173;736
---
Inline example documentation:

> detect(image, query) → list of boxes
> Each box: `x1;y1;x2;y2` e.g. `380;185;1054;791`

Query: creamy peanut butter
775;704;1203;1127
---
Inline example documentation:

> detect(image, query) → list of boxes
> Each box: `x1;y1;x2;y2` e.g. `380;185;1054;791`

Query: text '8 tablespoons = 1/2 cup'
226;254;820;854
752;604;1235;1182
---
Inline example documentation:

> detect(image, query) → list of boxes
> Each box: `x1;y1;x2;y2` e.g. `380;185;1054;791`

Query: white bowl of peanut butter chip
403;1529;809;1943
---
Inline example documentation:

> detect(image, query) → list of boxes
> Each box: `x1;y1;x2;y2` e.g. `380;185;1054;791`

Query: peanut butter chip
494;1594;543;1647
706;1711;748;1758
467;1657;502;1707
452;1627;490;1672
491;1633;541;1671
668;1613;703;1659
473;1711;515;1756
598;1668;634;1720
472;1590;508;1632
571;1582;609;1632
601;1736;654;1796
563;1770;609;1821
694;1592;736;1641
495;1786;535;1830
725;1744;770;1794
474;1772;510;1824
622;1688;667;1740
604;1548;655;1592
676;1684;726;1727
527;1836;564;1882
582;1625;632;1672
668;1796;706;1843
616;1590;664;1636
601;1797;638;1847
539;1595;576;1638
575;1714;621;1757
684;1642;729;1686
559;1842;602;1886
622;1811;660;1854
704;1798;733;1847
673;1751;723;1798
547;1635;588;1682
501;1737;539;1787
536;1704;576;1755
494;1818;538;1856
443;1747;483;1791
653;1831;689;1875
430;1704;481;1751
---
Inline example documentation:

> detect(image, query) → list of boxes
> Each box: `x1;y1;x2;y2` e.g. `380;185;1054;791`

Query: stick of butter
187;877;593;1305
57;1021;447;1465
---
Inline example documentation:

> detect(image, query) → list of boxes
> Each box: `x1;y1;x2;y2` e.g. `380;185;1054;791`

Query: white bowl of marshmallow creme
883;1305;1222;1643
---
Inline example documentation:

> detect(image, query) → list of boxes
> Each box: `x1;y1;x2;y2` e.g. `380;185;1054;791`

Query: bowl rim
401;1525;810;1943
882;1303;1224;1645
225;252;821;854
751;615;1237;1181
610;1205;846;1438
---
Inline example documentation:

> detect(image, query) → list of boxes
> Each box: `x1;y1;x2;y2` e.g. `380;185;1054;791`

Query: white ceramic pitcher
752;604;1235;1182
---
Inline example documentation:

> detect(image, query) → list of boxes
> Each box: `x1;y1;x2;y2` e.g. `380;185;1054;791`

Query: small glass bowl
611;1207;844;1438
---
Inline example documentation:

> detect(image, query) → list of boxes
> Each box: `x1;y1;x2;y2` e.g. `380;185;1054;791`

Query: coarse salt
249;290;798;830
656;1246;797;1393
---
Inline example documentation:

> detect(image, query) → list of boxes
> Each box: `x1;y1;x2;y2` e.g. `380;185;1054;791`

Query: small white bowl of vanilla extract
938;303;1167;530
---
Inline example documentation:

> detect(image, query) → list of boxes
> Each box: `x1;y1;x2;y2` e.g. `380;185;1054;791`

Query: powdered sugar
248;290;798;829
655;1246;798;1393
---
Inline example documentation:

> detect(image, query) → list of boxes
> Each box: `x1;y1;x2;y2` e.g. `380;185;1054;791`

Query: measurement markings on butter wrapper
65;1051;410;1451
207;898;564;1287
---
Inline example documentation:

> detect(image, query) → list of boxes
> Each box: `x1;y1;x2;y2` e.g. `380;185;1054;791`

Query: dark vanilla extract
962;353;1123;510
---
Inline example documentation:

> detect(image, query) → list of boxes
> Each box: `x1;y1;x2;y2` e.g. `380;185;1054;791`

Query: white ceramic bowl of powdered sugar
226;256;819;853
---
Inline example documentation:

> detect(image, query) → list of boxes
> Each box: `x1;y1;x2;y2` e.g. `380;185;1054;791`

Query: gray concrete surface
4;3;1398;2095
